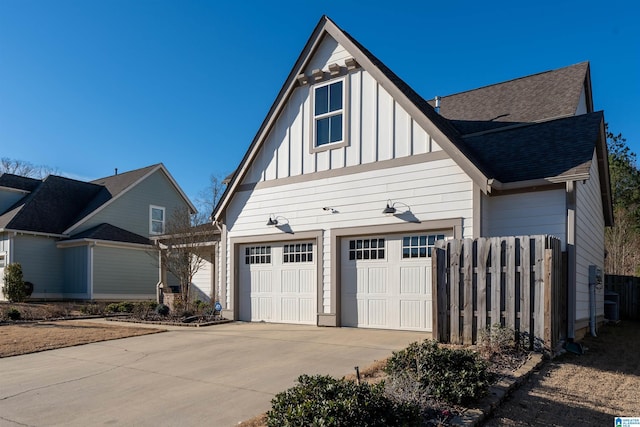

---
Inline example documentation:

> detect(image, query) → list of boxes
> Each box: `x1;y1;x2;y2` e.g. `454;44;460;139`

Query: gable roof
0;173;41;192
0;175;103;235
64;163;197;235
429;62;592;136
0;163;196;238
213;16;612;226
215;16;490;220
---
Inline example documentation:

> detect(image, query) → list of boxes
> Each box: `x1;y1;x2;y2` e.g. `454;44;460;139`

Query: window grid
283;243;313;263
150;206;165;235
402;234;445;258
245;246;272;265
314;80;343;146
348;238;385;260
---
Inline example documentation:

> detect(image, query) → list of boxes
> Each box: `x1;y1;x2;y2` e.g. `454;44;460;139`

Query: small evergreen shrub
385;340;490;405
155;303;170;316
7;307;21;320
266;374;419;427
80;303;104;315
2;263;28;302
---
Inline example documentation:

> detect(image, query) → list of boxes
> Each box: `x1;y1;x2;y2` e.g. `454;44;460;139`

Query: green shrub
385;340;490;405
2;263;28;302
266;374;419;427
105;303;120;313
7;307;21;321
155;303;170;316
80;303;104;315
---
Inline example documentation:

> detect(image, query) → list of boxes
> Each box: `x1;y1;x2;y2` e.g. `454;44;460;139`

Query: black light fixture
266;215;278;226
382;200;397;215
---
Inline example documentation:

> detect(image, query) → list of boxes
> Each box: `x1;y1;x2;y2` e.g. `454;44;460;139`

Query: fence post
463;238;474;344
450;239;461;345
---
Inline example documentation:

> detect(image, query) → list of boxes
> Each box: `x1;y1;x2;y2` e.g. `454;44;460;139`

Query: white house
212;16;612;339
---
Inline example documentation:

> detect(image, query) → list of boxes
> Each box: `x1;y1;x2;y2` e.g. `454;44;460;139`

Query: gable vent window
314;80;344;146
150;206;165;235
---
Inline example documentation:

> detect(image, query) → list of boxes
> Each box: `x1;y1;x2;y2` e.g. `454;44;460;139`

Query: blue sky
1;0;638;211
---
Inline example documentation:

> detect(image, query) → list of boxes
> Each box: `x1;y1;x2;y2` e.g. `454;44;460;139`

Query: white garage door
341;233;444;331
239;242;316;324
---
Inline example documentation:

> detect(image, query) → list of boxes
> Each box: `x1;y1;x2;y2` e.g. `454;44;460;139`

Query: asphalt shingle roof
428;62;590;136
66;223;152;245
463;111;604;183
0;174;42;192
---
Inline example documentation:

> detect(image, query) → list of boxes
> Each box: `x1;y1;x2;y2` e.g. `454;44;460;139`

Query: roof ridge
438;61;589;100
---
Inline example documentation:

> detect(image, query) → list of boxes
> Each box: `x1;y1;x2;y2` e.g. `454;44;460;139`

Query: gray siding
92;246;158;298
13;234;64;297
0;190;25;214
0;232;9;253
63;246;89;296
75;170;190;237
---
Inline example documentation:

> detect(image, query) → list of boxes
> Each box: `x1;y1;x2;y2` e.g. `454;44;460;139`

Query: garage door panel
239;242;316;325
341;234;438;331
368;300;387;326
368;268;387;294
400;266;423;294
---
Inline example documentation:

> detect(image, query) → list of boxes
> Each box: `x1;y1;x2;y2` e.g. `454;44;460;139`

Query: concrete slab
0;321;430;427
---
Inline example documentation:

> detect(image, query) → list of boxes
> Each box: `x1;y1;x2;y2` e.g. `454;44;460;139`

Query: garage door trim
230;230;324;323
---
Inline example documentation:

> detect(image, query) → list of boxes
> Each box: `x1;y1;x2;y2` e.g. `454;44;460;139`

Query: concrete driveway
0;320;430;426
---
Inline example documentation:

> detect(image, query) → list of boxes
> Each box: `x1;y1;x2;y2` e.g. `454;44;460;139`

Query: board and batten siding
13;235;64;297
243;37;440;185
62;246;90;298
92;246;158;299
74;170;189;237
483;189;567;247
575;152;605;322
226;158;474;313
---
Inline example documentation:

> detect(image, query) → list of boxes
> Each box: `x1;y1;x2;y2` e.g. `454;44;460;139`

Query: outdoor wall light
266;214;278;226
382;199;411;216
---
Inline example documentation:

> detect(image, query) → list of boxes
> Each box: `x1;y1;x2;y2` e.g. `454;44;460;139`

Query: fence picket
476;238;490;332
449;239;461;344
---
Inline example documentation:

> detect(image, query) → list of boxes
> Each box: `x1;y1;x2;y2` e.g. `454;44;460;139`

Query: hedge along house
213;16;612;337
0;164;197;301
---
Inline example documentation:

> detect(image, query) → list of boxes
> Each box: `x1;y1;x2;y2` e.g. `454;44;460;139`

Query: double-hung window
150;205;165;235
314;79;344;147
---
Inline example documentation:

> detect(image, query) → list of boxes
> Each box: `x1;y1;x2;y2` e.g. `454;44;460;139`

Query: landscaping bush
266;374;419;427
132;300;158;318
7;307;21;321
155;303;170;316
2;263;29;303
105;301;135;313
80;303;104;315
385;340;491;405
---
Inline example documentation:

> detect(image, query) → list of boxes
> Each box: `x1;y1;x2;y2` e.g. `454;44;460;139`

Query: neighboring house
0;164;196;301
212;16;612;339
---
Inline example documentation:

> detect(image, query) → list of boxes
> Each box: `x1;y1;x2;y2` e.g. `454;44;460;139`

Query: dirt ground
484;321;640;426
0;320;164;357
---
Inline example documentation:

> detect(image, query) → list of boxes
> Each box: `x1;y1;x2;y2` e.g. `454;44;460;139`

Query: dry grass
0;321;164;357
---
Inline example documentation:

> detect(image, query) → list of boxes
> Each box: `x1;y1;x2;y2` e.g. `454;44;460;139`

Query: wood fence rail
432;235;565;354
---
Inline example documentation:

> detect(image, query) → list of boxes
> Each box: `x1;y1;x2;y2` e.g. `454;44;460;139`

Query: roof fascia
595;118;614;226
1;228;67;239
57;238;154;250
214;17;491;222
64;164;197;235
0;186;30;195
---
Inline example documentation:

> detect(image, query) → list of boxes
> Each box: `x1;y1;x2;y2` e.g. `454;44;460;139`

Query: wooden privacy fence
432;235;565;353
605;275;640;320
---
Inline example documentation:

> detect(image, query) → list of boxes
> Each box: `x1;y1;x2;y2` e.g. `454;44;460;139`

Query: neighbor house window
0;254;5;268
349;238;385;260
150;206;165;235
402;234;445;258
283;243;313;263
245;246;271;265
314;79;344;147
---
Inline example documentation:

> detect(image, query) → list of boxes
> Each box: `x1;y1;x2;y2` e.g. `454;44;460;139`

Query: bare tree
0;157;58;178
606;207;640;276
154;207;218;310
195;173;227;220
